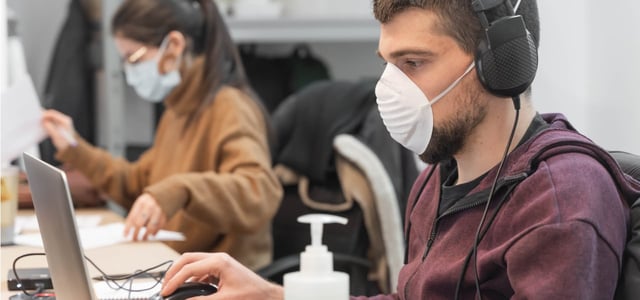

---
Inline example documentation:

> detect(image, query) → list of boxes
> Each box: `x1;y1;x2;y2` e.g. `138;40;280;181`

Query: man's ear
159;30;186;74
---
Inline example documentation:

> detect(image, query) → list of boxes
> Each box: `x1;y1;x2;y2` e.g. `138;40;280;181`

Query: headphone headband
472;0;505;13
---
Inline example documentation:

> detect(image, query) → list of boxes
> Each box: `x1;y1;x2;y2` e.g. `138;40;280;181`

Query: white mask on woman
124;37;181;102
375;62;475;154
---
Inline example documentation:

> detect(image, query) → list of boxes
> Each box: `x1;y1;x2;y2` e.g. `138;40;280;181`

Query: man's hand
124;193;167;240
161;252;284;300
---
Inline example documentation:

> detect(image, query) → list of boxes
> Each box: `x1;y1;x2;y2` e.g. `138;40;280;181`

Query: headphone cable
471;95;521;300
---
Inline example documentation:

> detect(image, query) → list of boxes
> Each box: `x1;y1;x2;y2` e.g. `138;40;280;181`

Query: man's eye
405;60;423;68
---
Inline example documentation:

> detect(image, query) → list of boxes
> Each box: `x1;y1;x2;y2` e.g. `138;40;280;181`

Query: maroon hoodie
354;113;640;300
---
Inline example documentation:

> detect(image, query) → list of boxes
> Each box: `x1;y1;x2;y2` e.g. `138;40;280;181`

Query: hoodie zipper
425;173;527;260
403;197;488;299
402;173;528;300
421;198;488;260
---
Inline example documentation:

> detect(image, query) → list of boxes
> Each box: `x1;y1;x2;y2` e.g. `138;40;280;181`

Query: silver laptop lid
23;152;97;300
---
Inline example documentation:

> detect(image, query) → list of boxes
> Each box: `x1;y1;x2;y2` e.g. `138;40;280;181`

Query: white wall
0;0;7;89
6;0;69;96
533;0;589;131
585;1;640;153
534;0;640;153
8;0;640;154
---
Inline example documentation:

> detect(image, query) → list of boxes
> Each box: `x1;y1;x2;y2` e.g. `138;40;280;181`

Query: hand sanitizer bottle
283;214;350;300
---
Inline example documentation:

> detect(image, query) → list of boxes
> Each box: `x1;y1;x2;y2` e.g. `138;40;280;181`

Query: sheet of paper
14;222;185;249
14;214;102;234
1;75;47;164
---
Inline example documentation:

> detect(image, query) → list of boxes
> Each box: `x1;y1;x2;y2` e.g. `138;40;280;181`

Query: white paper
14;222;185;249
1;75;47;164
93;280;161;300
14;214;103;234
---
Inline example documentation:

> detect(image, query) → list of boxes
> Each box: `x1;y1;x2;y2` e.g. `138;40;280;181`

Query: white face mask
124;37;181;103
375;62;475;154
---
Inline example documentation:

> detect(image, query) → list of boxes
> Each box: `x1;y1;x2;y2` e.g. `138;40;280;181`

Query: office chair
258;133;405;294
259;80;418;295
612;151;640;300
332;134;404;292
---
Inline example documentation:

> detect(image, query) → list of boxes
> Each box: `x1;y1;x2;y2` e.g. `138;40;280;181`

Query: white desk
0;208;181;297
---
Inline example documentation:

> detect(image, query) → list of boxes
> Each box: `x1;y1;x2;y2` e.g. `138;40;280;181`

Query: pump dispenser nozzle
283;214;350;300
298;214;347;248
296;214;347;274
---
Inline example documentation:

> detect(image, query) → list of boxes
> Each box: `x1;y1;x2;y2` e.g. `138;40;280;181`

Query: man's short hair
373;0;540;54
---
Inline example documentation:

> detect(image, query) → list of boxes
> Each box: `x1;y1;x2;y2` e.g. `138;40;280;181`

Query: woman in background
41;0;282;270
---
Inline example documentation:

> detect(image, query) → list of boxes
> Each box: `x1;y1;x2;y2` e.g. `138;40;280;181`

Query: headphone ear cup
475;15;538;97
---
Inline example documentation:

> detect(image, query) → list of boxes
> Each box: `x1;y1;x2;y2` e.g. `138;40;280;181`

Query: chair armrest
257;253;371;280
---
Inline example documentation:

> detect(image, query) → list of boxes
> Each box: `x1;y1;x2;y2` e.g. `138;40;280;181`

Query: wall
532;0;589;133
0;0;7;89
7;0;640;154
7;0;69;95
534;0;640;153
585;1;640;153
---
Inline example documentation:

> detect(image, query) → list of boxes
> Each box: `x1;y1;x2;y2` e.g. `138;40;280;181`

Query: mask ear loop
428;62;476;106
514;0;522;12
156;35;183;75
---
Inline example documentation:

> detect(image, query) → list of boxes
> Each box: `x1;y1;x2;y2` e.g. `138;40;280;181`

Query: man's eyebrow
376;49;436;60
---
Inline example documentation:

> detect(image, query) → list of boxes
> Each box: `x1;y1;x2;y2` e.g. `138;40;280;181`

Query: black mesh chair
611;151;640;300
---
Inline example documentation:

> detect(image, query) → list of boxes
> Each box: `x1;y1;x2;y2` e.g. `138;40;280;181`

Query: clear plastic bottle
283;214;350;300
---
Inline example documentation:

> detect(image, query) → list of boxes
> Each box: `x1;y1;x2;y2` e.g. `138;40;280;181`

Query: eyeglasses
126;46;148;64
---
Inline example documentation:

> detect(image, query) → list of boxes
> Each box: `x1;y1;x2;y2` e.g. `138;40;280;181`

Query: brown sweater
56;59;283;270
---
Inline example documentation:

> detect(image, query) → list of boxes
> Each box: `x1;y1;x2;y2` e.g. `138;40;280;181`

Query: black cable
11;252;173;298
11;253;47;297
84;255;172;293
454;179;520;300
472;95;521;300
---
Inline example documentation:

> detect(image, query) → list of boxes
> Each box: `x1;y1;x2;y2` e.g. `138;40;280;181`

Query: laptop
22;152;160;300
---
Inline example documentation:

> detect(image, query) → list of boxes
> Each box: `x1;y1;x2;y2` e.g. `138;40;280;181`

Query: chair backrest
611;151;640;300
333;133;404;292
264;80;418;295
610;151;640;182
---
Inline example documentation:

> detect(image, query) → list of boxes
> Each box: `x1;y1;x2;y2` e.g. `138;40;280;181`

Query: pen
58;128;78;147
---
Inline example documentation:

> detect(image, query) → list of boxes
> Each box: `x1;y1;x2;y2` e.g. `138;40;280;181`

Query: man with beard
155;0;640;299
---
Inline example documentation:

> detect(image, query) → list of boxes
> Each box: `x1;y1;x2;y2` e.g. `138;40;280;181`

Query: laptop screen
23;152;97;300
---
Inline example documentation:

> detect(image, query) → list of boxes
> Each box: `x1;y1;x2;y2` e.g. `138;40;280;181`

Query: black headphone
454;1;536;299
472;0;538;97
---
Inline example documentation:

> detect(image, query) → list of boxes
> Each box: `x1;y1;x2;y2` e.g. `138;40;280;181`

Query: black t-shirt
438;113;549;216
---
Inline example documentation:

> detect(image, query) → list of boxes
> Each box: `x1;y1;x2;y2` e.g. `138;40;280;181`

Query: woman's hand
124;193;167;240
41;109;77;151
161;252;284;300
